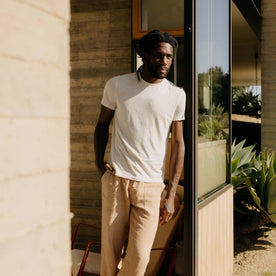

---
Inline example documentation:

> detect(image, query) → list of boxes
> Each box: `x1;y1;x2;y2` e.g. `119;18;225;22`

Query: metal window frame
183;0;232;275
183;0;197;274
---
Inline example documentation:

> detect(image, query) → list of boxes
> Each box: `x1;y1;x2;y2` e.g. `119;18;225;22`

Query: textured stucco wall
70;0;131;246
262;0;276;152
0;0;72;275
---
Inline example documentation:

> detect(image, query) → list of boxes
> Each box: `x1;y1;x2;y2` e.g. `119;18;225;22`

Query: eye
154;53;163;60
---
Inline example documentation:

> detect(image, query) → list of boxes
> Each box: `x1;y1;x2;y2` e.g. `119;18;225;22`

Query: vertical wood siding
70;0;132;247
261;0;276;152
198;187;233;276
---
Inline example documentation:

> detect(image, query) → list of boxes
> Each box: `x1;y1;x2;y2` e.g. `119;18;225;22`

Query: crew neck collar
136;70;166;86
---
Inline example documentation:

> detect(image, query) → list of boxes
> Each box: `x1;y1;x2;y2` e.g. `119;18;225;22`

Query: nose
160;56;168;66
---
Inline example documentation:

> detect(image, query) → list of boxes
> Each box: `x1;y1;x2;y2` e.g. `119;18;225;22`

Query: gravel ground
233;226;276;276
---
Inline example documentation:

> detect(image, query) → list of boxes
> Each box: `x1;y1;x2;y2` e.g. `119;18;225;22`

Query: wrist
166;185;176;199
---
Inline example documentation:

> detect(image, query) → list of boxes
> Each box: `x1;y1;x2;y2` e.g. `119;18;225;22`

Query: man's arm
159;120;185;225
94;105;115;175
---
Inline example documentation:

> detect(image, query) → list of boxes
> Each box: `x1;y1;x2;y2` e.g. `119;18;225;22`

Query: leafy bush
232;140;276;224
198;105;229;140
232;86;261;118
198;66;229;110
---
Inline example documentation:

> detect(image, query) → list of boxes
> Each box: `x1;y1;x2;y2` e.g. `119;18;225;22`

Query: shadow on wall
232;116;261;152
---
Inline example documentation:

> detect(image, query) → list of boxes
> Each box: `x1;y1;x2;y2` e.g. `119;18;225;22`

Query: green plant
198;105;229;140
249;149;276;223
198;66;229;110
231;140;276;224
232;86;261;118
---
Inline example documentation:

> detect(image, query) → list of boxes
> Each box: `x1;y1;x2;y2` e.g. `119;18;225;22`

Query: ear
142;52;149;63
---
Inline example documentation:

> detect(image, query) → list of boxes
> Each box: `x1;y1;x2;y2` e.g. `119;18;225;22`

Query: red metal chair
71;187;184;276
71;223;101;276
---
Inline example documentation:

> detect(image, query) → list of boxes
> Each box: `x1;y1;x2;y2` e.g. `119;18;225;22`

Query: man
94;30;186;276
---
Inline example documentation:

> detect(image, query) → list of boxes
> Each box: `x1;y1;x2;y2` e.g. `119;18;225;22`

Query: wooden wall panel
261;0;276;152
70;0;131;247
198;186;233;276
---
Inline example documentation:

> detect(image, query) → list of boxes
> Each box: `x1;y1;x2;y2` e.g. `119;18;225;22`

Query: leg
101;172;130;276
118;181;165;276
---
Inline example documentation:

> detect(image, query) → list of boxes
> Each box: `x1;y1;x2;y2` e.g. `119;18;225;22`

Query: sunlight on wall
0;1;72;275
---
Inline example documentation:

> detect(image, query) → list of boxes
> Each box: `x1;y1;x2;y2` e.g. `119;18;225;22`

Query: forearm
94;123;109;172
159;137;184;225
166;140;185;199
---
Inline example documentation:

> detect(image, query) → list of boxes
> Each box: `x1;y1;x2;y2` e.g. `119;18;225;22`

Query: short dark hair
136;30;178;57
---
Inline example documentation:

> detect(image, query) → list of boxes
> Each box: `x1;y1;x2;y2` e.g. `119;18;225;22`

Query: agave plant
231;139;261;189
231;140;276;224
248;149;276;223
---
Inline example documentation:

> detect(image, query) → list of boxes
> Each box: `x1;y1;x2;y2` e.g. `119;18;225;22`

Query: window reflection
141;0;184;30
197;0;230;199
198;67;229;142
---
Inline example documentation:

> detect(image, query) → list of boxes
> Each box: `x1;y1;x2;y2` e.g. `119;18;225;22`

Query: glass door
196;0;231;201
182;0;231;274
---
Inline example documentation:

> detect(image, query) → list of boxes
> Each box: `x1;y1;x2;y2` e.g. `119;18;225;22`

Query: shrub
232;139;276;225
198;105;229;140
232;86;261;118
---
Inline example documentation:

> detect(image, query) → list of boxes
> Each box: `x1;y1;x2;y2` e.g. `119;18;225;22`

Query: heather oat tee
101;72;186;182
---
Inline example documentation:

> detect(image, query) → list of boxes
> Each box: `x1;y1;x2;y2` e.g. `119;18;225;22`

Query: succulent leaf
232;157;240;173
266;175;276;214
232;176;246;188
268;214;276;224
246;182;265;212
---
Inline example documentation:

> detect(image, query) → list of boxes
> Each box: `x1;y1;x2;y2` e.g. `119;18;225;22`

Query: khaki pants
101;171;165;276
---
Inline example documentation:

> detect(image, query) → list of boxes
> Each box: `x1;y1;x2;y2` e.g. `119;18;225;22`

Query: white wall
0;0;72;275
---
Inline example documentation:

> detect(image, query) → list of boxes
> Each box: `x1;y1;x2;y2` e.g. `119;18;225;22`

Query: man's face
144;42;174;79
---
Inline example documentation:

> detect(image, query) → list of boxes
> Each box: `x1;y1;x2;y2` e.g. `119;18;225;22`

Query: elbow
95;122;109;133
179;141;185;157
171;138;185;157
94;122;109;143
175;137;185;149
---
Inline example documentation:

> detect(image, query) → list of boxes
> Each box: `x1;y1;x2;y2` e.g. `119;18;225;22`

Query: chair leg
166;249;177;276
77;241;99;276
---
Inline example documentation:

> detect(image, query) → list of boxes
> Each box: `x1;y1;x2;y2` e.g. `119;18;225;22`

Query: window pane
197;0;230;199
141;0;184;30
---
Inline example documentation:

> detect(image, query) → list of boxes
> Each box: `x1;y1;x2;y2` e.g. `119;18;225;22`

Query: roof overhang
232;1;261;86
233;0;261;39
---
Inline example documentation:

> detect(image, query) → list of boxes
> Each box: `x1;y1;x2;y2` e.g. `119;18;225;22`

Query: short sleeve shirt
101;72;186;182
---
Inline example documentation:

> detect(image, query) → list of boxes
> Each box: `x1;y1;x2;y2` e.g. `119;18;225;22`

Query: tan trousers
101;171;165;276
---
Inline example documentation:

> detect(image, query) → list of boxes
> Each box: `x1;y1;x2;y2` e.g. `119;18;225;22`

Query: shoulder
165;79;186;97
107;72;136;87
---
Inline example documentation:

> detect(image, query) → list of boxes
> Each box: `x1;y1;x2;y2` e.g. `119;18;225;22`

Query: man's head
137;30;178;80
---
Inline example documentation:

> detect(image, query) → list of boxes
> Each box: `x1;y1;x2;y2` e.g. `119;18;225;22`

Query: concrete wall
70;0;131;246
262;0;276;152
0;0;71;275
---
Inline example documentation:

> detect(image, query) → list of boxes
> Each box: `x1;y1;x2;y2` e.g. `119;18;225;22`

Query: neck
139;67;163;84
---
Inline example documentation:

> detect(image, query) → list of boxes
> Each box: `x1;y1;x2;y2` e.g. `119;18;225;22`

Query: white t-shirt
101;72;186;182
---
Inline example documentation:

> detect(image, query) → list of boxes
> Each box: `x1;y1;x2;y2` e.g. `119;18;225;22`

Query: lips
158;67;168;74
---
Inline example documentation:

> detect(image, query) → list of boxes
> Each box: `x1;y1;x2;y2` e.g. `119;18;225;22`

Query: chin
153;71;169;79
155;75;166;79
